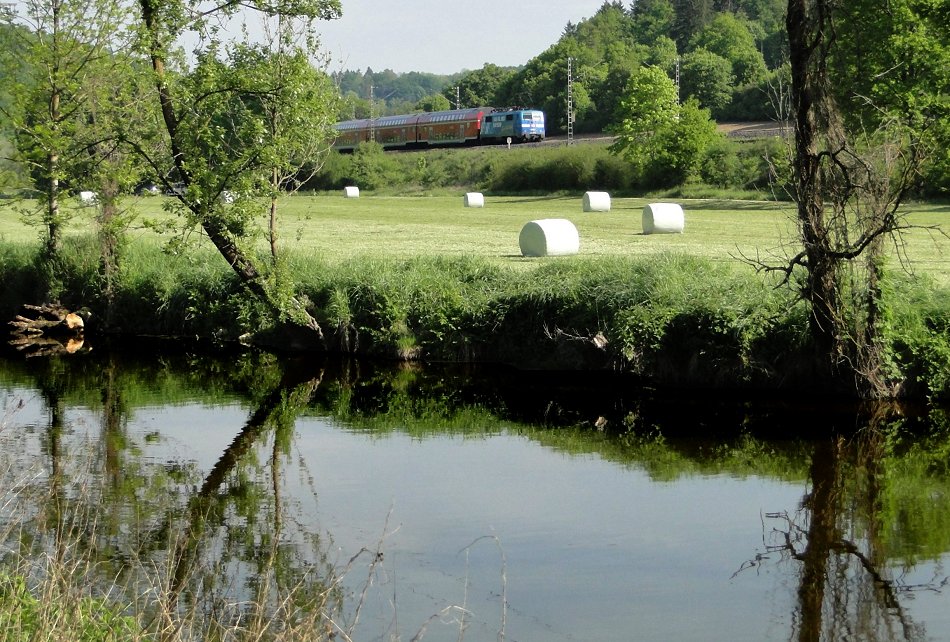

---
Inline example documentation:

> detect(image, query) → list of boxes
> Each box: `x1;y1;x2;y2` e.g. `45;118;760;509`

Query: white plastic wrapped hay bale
519;219;580;257
78;190;98;205
582;191;611;212
343;186;360;198
464;192;484;208
642;202;685;234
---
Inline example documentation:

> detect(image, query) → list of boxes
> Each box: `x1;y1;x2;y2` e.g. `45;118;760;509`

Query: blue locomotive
479;108;546;143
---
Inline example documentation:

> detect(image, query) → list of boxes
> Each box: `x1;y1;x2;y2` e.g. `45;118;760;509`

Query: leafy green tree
445;63;515;107
78;53;158;320
680;47;735;116
646;35;679;75
497;3;634;134
610;65;721;186
609;66;679;174
131;0;341;339
650;97;722;184
735;0;786;32
671;0;715;49
0;0;126;260
225;28;339;263
590;41;644;131
690;12;768;84
630;0;676;44
416;93;451;112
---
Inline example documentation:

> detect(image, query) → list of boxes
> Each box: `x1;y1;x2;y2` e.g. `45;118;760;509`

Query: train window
505;115;513;121
485;116;493;122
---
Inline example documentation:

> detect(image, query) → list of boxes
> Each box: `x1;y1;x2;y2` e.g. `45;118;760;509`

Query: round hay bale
642;202;685;234
343;186;360;198
464;192;484;208
582;191;611;212
519;219;580;257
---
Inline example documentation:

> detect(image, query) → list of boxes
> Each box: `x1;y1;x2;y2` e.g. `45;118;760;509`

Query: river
1;344;948;641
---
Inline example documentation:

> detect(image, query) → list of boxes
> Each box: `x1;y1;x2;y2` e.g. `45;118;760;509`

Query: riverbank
2;194;950;398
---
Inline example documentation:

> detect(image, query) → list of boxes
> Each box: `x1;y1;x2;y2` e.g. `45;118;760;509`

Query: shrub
701;139;763;189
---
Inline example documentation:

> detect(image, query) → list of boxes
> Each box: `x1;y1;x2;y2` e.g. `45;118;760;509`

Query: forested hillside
334;0;788;134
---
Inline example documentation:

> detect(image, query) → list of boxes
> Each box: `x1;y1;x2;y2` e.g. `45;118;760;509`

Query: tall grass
0;416;345;642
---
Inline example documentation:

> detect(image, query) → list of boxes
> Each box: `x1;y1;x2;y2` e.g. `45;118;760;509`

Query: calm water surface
1;347;948;641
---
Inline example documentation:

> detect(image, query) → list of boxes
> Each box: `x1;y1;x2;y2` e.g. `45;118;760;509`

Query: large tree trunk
787;0;842;370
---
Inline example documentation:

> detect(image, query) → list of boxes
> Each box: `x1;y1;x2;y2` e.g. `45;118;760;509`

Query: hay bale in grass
642;202;685;234
583;191;611;212
78;191;97;205
519;219;580;257
343;186;360;198
464;192;484;208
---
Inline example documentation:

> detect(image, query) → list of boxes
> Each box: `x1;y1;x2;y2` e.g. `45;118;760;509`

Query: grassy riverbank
2;194;950;396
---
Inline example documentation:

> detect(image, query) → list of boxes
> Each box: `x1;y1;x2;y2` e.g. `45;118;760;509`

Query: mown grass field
3;193;950;280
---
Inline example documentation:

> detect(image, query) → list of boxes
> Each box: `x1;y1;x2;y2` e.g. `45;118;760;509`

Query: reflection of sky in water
6;392;950;641
120;405;814;641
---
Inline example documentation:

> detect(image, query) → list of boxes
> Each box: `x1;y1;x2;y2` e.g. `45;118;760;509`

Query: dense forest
334;0;789;133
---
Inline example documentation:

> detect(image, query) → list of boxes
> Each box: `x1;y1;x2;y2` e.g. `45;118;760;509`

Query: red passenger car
415;107;486;146
373;113;423;148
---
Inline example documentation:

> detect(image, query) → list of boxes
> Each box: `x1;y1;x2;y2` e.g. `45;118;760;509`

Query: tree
226;21;339;263
651;97;721;184
690;12;768;85
496;3;635;134
609;66;679;175
680;47;735;115
774;0;949;396
131;0;341;341
646;35;679;75
416;93;451;112
445;63;515;108
0;0;126;261
78;52;157;322
609;65;722;186
671;0;715;49
630;0;676;45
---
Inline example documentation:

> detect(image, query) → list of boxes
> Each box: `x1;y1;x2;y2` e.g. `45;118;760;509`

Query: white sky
311;0;610;75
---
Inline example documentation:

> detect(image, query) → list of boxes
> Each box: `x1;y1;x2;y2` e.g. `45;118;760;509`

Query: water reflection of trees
737;409;950;642
4;351;950;640
1;351;344;639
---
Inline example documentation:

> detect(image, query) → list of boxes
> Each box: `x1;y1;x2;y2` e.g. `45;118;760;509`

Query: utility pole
567;57;575;145
675;56;681;104
369;85;376;142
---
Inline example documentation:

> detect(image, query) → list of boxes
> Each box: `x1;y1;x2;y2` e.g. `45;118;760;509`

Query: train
332;106;545;151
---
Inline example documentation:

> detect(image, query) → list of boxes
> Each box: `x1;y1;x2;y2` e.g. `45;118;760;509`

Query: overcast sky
311;0;610;75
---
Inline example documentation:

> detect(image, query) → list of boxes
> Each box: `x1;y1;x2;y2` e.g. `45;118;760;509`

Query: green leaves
608;65;721;186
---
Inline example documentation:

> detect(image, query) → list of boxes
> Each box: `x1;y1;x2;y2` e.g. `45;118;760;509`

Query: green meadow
5;193;950;280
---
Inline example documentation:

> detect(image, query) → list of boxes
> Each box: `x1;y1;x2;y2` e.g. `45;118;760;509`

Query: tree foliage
609;65;722;186
680;47;735;116
0;0;130;258
690;12;767;85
